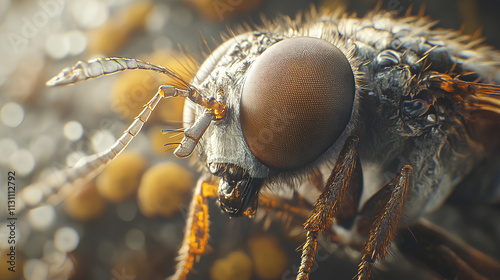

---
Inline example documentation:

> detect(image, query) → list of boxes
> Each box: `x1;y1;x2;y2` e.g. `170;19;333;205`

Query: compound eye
240;37;355;170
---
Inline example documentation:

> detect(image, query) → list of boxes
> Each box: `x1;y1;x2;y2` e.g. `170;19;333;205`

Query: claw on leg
297;135;363;280
170;178;218;280
356;165;413;280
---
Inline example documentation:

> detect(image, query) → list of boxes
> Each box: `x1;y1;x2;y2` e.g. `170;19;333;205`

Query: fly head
185;33;358;216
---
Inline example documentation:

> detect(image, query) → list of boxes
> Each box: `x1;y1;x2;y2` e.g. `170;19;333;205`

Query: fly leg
396;219;500;280
173;177;315;280
170;177;219;280
356;165;413;280
258;193;312;221
297;135;363;280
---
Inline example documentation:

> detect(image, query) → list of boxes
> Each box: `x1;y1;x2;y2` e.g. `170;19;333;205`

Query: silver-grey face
185;32;270;179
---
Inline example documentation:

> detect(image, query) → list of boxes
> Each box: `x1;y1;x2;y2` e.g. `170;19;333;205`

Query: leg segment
258;192;312;222
170;177;218;280
297;135;363;280
396;219;500;280
173;176;326;280
356;165;413;280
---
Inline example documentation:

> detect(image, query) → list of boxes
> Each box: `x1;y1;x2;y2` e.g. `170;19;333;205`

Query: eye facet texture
240;37;355;170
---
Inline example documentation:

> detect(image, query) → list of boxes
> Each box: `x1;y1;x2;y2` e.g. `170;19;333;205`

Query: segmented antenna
46;57;190;87
19;57;225;212
46;57;226;118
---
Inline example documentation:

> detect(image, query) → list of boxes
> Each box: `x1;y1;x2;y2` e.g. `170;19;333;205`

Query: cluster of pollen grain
248;234;289;280
210;251;253;280
64;152;195;222
64;181;107;221
95;151;148;202
87;1;153;55
137;162;194;218
111;50;196;123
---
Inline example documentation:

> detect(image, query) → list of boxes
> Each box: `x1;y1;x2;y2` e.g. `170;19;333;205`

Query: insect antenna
20;58;226;213
18;86;166;213
47;57;191;88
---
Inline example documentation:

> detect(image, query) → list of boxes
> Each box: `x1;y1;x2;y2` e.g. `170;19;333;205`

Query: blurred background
0;0;500;279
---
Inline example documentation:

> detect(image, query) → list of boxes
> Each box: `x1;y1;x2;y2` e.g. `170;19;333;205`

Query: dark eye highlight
240;36;355;170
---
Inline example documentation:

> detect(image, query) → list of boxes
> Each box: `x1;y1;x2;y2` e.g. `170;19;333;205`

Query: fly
19;7;500;280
